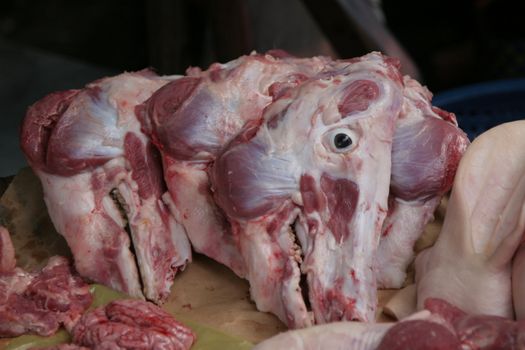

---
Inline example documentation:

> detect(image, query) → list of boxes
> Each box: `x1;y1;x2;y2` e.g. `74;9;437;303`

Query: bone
20;71;192;302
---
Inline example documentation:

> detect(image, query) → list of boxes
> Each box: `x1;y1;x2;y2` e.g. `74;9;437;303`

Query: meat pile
32;300;196;350
56;299;195;350
0;226;92;337
0;225;196;349
20;51;469;329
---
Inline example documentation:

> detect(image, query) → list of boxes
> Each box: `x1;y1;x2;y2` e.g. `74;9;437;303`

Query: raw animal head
20;71;192;303
211;54;405;325
139;52;332;277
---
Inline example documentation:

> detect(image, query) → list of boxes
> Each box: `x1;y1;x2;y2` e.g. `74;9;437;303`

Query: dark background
1;0;524;176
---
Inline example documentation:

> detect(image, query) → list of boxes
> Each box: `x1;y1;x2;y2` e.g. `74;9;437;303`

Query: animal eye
334;133;352;149
325;128;358;153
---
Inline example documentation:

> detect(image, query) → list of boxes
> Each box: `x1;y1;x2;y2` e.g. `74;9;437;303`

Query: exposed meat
20;71;192;303
208;53;465;326
253;298;525;350
0;226;16;273
423;298;525;350
377;319;460;350
20;50;467;329
138;51;467;327
416;121;525;318
0;229;194;346
211;54;403;326
0;228;92;338
71;299;195;350
375;77;469;288
140;52;332;277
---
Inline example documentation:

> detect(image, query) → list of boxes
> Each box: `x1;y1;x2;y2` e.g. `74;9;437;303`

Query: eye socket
325;128;358;153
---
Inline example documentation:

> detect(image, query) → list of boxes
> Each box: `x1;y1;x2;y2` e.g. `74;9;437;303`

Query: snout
298;172;385;323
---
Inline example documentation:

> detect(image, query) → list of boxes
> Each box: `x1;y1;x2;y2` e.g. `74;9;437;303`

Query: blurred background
1;0;525;176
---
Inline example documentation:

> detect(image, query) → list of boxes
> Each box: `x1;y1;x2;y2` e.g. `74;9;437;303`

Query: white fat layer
36;169;143;298
253;308;440;350
66;95;124;160
375;197;441;288
163;159;246;277
253;321;392;350
61;73;168;162
226;136;299;214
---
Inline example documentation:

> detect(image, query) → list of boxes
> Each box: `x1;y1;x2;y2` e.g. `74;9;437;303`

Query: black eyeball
334;133;352;149
324;128;358;153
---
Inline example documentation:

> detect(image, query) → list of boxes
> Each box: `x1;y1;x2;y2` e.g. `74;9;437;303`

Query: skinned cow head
20;71;192;303
211;54;405;326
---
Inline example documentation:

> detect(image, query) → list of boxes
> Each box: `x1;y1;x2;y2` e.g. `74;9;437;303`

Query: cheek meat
319;174;359;243
391;117;468;201
212;136;297;221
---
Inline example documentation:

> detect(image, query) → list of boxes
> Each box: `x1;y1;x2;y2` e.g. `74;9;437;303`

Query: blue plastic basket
432;78;525;140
